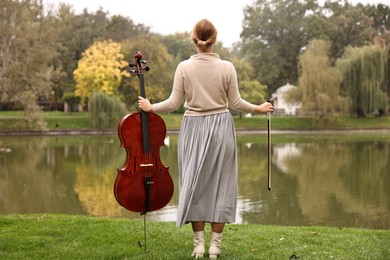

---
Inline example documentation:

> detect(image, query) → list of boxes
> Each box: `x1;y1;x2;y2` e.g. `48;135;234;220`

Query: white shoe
209;231;222;259
191;230;205;258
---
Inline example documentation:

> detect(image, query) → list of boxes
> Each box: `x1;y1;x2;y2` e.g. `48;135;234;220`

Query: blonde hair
191;19;217;50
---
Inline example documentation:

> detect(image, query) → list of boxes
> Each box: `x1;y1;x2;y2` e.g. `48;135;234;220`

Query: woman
138;19;273;259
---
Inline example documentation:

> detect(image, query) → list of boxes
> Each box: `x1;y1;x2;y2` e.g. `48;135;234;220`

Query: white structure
270;83;301;116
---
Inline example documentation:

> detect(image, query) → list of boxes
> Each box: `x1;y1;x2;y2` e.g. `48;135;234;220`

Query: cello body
114;52;174;213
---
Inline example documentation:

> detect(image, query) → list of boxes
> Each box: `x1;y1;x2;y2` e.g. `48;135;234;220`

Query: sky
45;0;387;48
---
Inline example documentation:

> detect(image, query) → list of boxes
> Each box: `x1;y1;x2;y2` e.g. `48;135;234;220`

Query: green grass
0;111;389;130
0;215;389;259
44;112;91;129
0;111;91;130
232;114;390;130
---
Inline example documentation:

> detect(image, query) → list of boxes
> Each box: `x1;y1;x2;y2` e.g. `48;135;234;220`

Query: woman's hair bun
191;19;217;50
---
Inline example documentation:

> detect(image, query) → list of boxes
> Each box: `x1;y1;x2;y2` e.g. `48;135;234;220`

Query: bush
62;93;81;105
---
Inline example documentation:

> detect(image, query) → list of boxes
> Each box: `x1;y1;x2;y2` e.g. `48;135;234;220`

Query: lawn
0;214;389;259
0;111;389;130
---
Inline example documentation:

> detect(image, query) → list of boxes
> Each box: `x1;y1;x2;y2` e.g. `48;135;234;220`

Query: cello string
144;112;152;178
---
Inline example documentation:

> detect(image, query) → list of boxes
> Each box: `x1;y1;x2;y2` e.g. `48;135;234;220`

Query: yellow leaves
74;39;130;104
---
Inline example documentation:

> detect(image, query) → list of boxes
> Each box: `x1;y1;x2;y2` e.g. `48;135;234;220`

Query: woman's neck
197;47;213;53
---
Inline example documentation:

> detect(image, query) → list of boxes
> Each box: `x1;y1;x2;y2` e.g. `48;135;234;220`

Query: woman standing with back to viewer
138;19;274;259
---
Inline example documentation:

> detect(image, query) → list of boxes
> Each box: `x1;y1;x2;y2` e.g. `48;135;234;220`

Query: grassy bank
0;111;390;130
0;215;389;259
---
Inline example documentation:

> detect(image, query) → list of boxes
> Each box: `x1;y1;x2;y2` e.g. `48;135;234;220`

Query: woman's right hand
138;96;153;112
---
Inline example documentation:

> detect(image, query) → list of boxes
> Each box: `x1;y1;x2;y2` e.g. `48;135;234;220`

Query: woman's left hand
255;102;274;113
138;96;153;112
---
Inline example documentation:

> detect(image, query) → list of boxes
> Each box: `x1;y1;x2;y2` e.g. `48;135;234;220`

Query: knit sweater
152;53;256;116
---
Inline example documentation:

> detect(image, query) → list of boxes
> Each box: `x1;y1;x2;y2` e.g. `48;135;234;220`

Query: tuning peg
129;63;136;67
135;51;142;59
144;66;150;71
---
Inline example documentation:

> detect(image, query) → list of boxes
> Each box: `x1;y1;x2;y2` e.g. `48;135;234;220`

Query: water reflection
0;133;389;229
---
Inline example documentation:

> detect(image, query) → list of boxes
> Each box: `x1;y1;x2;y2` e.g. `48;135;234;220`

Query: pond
0;131;389;229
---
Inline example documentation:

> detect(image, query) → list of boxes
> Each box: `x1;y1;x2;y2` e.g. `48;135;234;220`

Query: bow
267;103;272;191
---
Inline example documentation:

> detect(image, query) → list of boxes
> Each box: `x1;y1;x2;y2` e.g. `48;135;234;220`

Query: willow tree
336;45;388;116
90;92;127;128
294;39;349;119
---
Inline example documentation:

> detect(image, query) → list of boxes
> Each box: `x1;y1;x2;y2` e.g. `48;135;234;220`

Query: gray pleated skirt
176;112;238;227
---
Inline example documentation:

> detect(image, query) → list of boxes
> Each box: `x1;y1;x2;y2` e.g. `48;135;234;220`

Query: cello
114;51;174;214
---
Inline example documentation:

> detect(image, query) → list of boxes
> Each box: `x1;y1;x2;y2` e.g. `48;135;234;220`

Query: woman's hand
138;96;153;112
254;102;274;113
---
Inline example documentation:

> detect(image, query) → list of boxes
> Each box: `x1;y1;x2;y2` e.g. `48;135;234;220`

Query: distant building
270;83;301;116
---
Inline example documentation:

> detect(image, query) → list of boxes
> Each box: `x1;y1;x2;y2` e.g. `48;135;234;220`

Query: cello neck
132;52;151;153
140;73;151;153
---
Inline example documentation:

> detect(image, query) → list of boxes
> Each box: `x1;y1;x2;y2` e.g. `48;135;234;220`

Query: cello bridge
140;163;153;167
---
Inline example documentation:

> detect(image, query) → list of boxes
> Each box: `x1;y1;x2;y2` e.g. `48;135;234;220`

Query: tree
241;0;318;94
90;92;127;128
231;57;267;104
240;80;267;105
52;6;110;94
74;40;129;104
103;15;148;42
161;33;194;62
295;39;349;119
362;3;390;97
120;34;174;108
0;0;57;128
336;44;388;116
50;6;150;101
361;3;390;37
319;1;374;59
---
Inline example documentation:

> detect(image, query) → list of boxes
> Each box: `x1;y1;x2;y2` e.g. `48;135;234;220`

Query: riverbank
0;214;388;259
1;127;390;136
0;111;390;135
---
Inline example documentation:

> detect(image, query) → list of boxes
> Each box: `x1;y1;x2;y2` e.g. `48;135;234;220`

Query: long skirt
176;112;238;227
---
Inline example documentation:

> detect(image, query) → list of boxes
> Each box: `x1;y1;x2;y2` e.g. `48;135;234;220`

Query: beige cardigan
152;53;256;116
